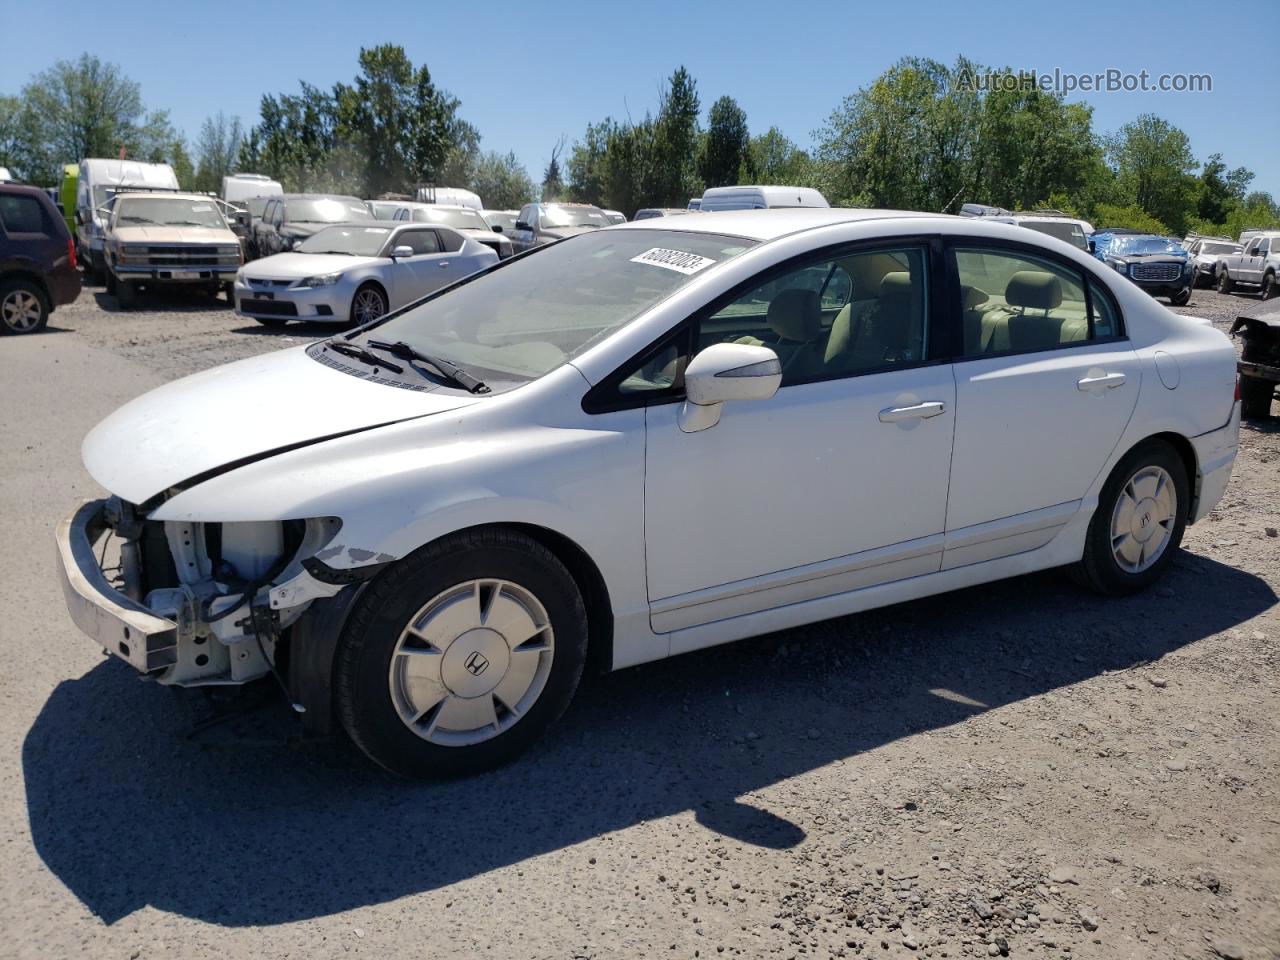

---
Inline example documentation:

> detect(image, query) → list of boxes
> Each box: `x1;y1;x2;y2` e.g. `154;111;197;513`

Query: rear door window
0;195;47;234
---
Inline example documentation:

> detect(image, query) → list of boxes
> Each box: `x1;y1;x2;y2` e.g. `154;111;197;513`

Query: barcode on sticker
630;247;716;275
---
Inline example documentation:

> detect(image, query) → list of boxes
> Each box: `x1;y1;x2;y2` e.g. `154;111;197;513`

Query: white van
697;185;829;212
414;186;483;210
77;159;179;279
221;173;283;207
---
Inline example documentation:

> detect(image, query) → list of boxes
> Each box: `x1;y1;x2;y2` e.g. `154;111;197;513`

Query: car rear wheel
1240;376;1275;419
0;279;49;335
350;284;387;327
1074;440;1188;596
336;528;588;778
1217;269;1234;294
1263;272;1277;300
1169;287;1191;306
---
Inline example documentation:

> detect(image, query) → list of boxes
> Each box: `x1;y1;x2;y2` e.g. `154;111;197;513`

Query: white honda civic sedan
57;209;1240;777
234;222;498;327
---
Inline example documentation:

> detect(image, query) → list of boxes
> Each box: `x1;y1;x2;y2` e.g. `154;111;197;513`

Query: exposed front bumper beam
55;499;178;673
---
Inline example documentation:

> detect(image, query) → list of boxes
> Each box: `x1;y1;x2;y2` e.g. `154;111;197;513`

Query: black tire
253;316;289;328
1169;287;1191;306
1240;376;1275;420
0;278;50;335
1263;271;1277;300
349;283;388;328
104;271;117;296
1073;439;1189;596
336;528;588;778
1217;269;1234;294
116;280;137;309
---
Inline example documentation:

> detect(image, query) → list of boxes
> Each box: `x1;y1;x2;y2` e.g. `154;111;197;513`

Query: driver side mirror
491;225;504;233
514;220;531;231
679;342;782;433
1087;239;1096;254
390;245;414;259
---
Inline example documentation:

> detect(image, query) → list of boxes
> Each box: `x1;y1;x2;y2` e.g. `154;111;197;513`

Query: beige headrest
1006;271;1062;311
960;284;990;309
767;288;821;342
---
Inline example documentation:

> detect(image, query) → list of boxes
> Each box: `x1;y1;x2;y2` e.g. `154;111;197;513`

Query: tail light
1234;375;1241;403
68;236;77;269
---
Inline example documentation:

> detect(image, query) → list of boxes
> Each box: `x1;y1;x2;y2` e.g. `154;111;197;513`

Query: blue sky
2;0;1275;198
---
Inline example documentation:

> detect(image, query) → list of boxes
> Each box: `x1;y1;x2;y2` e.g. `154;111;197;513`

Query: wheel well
1;269;51;304
498;522;615;677
1145;431;1199;518
355;279;387;300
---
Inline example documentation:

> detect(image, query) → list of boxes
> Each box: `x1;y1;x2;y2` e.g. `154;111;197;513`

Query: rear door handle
879;401;946;423
438;261;450;268
1077;372;1126;390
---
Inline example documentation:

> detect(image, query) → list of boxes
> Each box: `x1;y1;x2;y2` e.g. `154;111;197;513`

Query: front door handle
879;401;946;423
1077;372;1126;390
438;261;450;268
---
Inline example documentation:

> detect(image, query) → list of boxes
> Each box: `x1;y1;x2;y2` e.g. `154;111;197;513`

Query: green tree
1195;153;1253;225
192;112;244;193
649;67;701;205
14;54;179;183
1105;114;1198;234
1093;202;1170;234
470;151;535;208
747;127;814;186
699;95;749;188
566;119;613;206
542;138;565;200
0;96;23;177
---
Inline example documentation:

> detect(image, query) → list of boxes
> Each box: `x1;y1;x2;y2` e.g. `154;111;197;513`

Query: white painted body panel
78;209;1240;675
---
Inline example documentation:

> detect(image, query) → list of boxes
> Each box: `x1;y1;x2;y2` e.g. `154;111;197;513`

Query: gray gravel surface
1;278;1277;959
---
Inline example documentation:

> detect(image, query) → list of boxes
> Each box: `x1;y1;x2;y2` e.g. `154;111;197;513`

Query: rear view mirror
679;342;782;433
390;245;414;259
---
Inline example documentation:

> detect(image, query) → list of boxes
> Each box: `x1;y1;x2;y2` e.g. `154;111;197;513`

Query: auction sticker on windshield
630;247;717;275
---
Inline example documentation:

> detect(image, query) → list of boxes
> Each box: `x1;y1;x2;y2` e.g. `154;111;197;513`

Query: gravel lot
1;277;1276;960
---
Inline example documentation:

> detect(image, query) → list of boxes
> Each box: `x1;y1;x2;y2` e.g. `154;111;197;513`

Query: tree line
2;49;1277;238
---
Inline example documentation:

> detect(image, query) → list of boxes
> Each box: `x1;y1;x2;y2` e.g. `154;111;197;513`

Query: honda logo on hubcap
464;651;490;676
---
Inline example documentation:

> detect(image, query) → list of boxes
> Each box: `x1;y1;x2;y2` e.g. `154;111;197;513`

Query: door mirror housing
679;342;782;433
514;220;531;231
390;245;415;259
491;224;504;233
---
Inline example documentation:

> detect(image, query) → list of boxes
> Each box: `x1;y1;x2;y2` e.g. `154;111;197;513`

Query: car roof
113;192;219;203
609;207;937;241
280;193;365;202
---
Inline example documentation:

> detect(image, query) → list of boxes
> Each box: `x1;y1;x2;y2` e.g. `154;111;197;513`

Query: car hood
461;228;510;244
280;221;338;238
1111;253;1187;264
83;345;480;505
111;225;238;244
242;252;384;279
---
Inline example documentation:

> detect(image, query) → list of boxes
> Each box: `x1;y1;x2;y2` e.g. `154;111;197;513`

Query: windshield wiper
326;340;403;373
119;216;160;225
366;340;490;394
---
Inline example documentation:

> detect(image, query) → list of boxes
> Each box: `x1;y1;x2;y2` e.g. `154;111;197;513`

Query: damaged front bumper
55;498;353;685
56;499;179;673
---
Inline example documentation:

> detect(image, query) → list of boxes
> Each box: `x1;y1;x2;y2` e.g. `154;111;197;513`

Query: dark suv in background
0;184;81;335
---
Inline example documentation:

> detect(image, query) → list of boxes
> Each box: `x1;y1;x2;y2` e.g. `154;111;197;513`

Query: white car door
384;228;456;307
640;243;956;644
943;241;1141;568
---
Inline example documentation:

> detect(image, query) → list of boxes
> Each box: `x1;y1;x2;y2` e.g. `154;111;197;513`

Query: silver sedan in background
234;222;498;327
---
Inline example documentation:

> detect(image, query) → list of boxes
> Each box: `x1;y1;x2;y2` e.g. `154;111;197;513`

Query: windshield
1111;235;1185;256
114;196;227;229
369;201;403;219
1202;242;1241;255
1017;219;1088;251
359;230;753;387
542;205;610;228
247;196;272;218
286;197;373;223
483;211;517;231
413;206;491;230
297;225;391;256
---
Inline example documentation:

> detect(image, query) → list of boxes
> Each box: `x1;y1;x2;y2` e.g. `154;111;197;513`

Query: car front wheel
1263;272;1277;300
336;529;588;778
1217;269;1234;294
1074;440;1188;596
350;284;387;327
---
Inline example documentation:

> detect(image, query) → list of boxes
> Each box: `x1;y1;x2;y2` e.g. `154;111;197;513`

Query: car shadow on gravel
22;554;1275;927
92;290;233;314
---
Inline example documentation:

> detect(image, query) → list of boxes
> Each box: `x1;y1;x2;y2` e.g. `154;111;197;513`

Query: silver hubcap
2;290;42;331
1110;465;1177;573
388;579;554;747
354;289;385;324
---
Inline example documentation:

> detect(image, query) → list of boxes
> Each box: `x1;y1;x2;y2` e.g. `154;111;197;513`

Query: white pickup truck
1216;231;1279;300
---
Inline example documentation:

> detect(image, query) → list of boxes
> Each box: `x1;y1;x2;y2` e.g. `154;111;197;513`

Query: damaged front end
55;495;380;691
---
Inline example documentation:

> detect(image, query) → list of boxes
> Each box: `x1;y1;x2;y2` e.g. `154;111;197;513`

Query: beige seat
824;271;922;373
736;288;826;380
